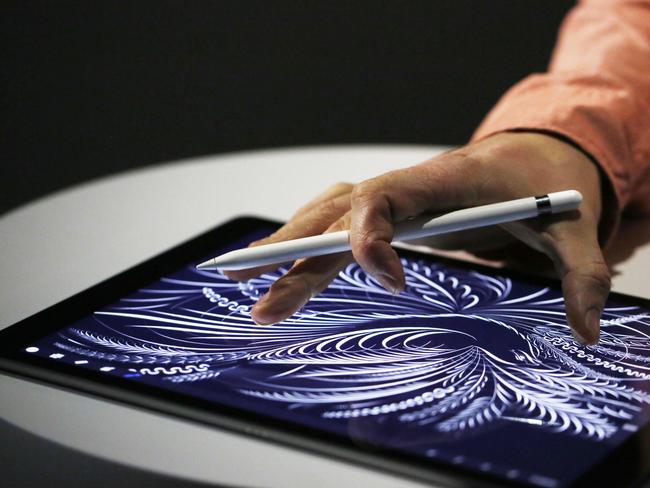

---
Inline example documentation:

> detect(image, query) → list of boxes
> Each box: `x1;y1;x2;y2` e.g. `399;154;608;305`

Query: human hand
227;132;610;345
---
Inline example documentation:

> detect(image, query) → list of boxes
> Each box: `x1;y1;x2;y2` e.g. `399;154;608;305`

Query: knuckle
351;178;381;200
351;180;377;202
352;181;390;216
283;273;314;297
352;244;373;266
352;230;382;260
327;216;348;232
354;234;373;253
318;197;344;218
330;182;354;193
586;263;612;292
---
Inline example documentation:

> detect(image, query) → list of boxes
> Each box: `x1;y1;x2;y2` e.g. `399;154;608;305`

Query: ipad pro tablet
1;216;650;488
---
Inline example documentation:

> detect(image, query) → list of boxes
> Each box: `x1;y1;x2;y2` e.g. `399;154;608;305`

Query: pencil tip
196;259;216;270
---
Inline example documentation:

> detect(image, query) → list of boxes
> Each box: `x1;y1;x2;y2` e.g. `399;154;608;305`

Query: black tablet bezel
1;216;649;488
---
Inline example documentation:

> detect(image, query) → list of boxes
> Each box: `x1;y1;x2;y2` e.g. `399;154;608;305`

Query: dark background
1;0;575;217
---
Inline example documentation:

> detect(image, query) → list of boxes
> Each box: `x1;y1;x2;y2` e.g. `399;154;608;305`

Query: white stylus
196;190;582;271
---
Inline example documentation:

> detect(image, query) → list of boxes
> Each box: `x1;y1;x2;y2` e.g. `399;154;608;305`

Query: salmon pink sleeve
472;0;650;247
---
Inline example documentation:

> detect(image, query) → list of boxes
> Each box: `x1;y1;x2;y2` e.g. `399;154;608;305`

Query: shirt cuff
471;73;632;250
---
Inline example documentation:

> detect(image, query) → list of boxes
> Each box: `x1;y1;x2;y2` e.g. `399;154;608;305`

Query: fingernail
251;309;277;326
570;327;589;346
251;293;275;325
252;315;276;326
585;307;601;344
376;272;402;295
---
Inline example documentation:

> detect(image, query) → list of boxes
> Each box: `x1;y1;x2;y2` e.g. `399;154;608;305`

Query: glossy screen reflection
26;236;650;487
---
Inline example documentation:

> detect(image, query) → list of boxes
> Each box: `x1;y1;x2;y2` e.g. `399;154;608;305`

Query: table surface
2;145;649;488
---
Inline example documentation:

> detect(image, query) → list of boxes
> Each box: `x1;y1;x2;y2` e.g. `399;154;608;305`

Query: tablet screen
19;228;650;487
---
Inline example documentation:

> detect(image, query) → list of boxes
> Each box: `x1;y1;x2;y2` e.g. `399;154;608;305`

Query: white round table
2;145;650;487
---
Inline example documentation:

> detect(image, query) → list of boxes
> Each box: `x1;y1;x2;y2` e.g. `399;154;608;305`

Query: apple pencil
196;190;582;271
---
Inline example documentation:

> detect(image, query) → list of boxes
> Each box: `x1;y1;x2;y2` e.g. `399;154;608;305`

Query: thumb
505;218;611;345
559;232;611;345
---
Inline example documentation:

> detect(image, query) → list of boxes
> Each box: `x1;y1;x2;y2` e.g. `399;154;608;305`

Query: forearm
472;0;650;246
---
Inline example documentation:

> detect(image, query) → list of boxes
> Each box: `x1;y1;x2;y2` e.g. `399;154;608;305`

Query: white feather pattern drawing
49;258;650;441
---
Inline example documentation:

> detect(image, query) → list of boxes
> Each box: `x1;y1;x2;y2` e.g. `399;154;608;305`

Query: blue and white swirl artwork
42;256;650;451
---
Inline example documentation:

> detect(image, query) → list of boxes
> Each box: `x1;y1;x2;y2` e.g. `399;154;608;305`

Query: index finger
349;153;484;292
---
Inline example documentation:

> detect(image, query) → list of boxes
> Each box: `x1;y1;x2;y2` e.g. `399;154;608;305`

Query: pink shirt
472;0;650;246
